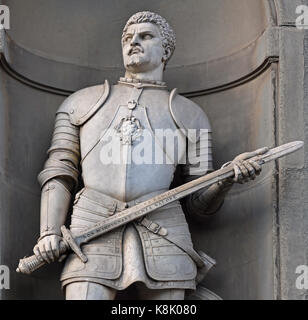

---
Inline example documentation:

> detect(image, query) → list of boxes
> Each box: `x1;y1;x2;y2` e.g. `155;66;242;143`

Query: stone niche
0;0;306;299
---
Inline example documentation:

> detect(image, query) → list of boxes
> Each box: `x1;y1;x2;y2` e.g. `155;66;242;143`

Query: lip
128;48;143;56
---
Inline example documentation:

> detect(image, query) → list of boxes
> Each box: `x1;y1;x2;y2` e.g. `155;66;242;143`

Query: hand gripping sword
16;141;303;274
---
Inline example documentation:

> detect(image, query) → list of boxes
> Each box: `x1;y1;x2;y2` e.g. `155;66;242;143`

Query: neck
124;65;164;82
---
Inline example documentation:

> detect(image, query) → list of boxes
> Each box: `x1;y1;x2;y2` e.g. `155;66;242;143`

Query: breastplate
79;83;186;202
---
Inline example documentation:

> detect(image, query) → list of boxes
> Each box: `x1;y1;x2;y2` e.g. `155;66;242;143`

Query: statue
30;11;266;300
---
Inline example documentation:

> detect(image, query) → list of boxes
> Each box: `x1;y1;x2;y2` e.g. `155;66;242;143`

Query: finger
237;161;249;178
237;174;245;184
238;147;269;161
234;164;245;183
46;241;55;262
233;163;241;182
234;163;246;184
242;161;256;180
59;240;67;253
255;147;269;155
58;254;67;263
33;245;44;262
33;244;39;257
51;238;60;260
42;243;51;264
249;160;262;175
38;242;50;263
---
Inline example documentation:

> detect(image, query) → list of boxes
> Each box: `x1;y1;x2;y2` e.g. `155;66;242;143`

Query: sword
16;141;303;274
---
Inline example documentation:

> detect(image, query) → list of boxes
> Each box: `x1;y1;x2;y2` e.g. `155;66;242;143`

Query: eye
143;34;153;40
124;36;132;43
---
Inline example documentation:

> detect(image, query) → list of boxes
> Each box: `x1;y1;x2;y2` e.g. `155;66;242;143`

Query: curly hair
122;11;176;66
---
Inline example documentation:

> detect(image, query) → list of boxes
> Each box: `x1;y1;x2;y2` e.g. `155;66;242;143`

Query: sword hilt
16;226;87;275
16;241;68;275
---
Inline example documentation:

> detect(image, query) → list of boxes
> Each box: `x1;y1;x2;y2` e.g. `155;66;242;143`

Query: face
122;22;167;73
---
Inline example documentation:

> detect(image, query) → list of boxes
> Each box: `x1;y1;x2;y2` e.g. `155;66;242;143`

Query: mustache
128;46;144;56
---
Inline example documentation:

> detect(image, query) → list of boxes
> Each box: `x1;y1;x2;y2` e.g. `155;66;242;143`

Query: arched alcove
3;0;272;93
0;0;306;300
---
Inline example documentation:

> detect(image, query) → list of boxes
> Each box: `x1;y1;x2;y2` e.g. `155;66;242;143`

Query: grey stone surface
0;69;65;299
0;0;307;299
276;7;308;299
191;67;277;299
275;0;304;26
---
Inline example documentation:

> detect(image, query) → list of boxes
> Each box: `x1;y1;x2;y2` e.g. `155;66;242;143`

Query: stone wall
0;0;307;299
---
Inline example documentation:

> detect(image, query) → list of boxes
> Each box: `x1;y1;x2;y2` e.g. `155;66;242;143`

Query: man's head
122;11;176;73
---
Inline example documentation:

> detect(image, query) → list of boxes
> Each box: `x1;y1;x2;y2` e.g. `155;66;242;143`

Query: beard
125;53;150;71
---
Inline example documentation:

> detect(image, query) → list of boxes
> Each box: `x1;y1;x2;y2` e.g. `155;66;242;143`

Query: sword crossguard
60;226;88;263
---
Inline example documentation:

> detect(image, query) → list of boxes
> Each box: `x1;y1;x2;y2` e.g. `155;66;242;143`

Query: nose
130;34;140;46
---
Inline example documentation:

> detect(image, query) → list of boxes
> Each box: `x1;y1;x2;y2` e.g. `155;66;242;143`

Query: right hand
230;147;268;184
33;235;63;263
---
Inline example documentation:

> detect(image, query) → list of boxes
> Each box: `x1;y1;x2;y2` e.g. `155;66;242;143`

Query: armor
38;79;225;291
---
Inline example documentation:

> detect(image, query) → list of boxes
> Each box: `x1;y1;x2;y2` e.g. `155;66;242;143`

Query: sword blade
259;141;303;164
73;141;303;246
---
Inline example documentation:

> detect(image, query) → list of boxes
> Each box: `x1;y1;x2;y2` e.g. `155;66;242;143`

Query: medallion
114;115;143;145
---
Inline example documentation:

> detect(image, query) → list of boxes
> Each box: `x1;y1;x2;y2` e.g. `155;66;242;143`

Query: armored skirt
60;188;197;291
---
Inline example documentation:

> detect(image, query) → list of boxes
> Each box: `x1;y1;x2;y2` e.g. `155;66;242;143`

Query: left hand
229;147;269;184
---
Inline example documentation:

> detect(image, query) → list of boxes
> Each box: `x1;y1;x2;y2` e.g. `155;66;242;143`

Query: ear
162;47;171;63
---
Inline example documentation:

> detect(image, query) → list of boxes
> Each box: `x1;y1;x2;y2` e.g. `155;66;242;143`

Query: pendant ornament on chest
114;112;144;145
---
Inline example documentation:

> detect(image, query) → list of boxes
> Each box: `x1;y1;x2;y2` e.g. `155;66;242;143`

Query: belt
73;188;170;236
75;187;168;209
137;217;168;236
138;215;213;269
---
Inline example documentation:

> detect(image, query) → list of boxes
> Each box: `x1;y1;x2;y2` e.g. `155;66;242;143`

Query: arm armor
169;92;232;220
37;111;80;238
37;82;109;238
182;130;232;219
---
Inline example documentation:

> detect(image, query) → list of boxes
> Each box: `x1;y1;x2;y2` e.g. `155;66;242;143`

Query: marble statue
32;11;264;300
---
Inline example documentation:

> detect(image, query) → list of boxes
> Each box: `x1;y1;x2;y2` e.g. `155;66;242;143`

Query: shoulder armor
57;80;110;126
169;89;211;141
